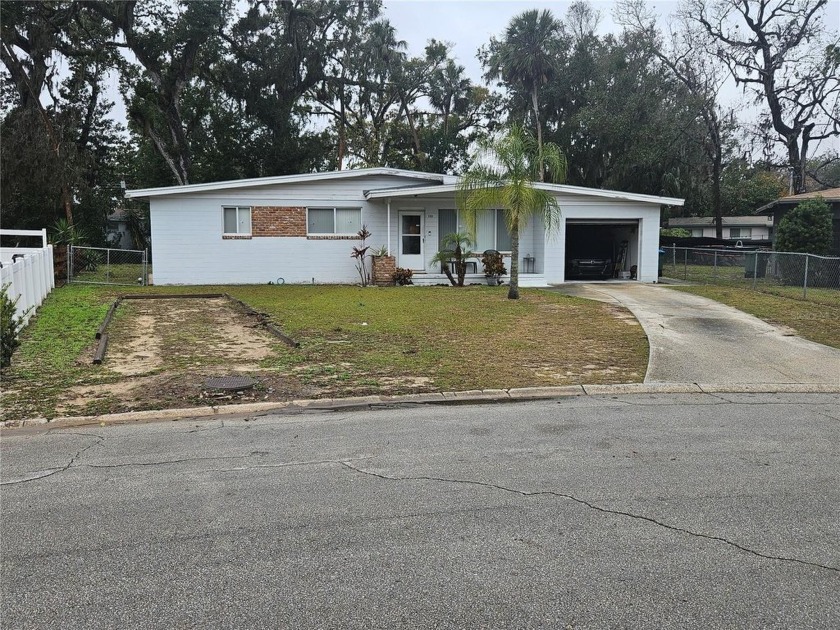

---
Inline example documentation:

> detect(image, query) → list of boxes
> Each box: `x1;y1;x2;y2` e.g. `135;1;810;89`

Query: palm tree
430;232;475;287
458;125;567;300
483;9;563;181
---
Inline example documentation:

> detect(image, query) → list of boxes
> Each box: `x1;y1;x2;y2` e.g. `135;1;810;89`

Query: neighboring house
756;187;840;255
667;215;774;241
125;168;684;285
105;209;134;249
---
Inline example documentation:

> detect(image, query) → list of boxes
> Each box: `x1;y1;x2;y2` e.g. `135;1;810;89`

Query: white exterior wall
148;176;666;285
543;198;662;284
149;175;421;285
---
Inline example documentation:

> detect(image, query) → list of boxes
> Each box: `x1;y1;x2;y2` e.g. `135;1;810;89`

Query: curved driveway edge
549;283;840;386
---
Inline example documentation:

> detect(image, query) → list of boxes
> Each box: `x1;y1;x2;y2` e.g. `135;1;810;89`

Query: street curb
3;382;838;430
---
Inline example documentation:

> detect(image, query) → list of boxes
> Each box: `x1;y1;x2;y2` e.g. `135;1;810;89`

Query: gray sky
383;0;840;154
385;0;623;78
100;0;839;154
384;0;840;79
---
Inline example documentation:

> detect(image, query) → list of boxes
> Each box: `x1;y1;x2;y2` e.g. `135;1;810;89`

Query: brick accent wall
371;255;396;286
252;206;306;237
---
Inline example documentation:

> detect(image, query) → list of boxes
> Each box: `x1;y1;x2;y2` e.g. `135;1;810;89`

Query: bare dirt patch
50;297;314;416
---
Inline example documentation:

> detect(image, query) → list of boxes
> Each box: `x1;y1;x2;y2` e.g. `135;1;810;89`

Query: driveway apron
548;283;840;385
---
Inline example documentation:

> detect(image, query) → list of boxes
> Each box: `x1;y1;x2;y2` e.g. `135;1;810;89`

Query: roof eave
366;182;685;206
125;168;446;200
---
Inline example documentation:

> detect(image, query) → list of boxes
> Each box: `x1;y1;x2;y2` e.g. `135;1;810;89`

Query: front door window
401;215;421;255
398;212;424;270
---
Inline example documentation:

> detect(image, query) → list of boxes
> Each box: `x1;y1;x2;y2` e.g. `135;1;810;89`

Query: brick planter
371;255;396;286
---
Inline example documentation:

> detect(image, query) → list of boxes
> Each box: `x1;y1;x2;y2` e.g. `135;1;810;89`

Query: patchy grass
1;284;648;422
661;263;840;307
668;285;840;349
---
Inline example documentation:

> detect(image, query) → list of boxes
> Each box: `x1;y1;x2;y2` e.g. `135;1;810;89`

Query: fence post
713;250;718;280
67;245;72;285
106;248;110;283
752;251;758;289
143;249;148;286
684;248;688;280
803;254;809;300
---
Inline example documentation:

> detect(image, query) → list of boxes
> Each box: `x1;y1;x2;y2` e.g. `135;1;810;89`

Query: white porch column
386;198;392;255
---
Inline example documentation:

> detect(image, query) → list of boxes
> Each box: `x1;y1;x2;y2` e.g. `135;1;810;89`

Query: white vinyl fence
0;229;55;325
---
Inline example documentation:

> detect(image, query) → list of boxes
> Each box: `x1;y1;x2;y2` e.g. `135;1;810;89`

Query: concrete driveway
550;283;840;386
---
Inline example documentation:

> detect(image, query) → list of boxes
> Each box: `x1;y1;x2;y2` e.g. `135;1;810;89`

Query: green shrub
775;197;832;255
1;285;24;368
392;267;414;285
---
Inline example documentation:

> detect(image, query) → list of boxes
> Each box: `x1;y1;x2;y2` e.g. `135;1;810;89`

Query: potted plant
481;250;507;286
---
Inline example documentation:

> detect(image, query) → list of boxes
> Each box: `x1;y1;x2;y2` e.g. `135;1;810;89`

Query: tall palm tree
483;9;563;181
458;125;567;300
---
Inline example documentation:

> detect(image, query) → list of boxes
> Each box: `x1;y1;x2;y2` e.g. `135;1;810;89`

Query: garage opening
565;220;640;280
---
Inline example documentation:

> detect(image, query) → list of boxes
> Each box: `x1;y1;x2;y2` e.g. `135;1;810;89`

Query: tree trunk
531;86;544;182
508;222;520;300
712;150;722;239
787;134;805;194
61;184;74;226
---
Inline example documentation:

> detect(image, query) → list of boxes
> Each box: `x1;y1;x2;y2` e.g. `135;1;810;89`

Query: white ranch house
126;168;683;286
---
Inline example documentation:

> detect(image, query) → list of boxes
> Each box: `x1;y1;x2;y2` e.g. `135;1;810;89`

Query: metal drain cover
204;376;257;391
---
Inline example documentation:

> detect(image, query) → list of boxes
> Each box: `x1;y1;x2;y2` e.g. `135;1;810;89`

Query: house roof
125;168;451;200
756;187;840;213
668;216;772;228
125;166;684;207
365;182;685;206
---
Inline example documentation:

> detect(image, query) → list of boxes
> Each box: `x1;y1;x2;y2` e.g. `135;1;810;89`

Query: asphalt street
2;393;839;629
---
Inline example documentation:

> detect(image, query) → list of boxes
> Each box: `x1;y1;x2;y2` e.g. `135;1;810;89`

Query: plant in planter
350;225;372;286
430;232;475;287
370;245;396;286
392;267;414;285
481;250;507;286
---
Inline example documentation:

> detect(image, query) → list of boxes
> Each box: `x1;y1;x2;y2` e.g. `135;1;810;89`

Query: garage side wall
543;199;661;283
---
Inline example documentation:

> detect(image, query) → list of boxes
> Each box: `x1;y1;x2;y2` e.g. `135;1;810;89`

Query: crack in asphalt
340;461;840;574
814;410;840;423
1;433;105;486
2;444;371;483
211;455;372;473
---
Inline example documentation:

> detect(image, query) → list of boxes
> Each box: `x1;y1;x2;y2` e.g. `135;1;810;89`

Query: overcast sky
100;0;839;153
382;0;840;153
385;0;623;79
384;0;840;81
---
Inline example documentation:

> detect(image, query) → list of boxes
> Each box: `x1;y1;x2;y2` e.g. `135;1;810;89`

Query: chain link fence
660;247;840;306
68;246;149;286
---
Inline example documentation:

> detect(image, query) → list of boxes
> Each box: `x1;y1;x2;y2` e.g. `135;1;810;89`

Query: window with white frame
223;206;251;235
729;227;752;239
438;209;512;251
691;228;703;237
307;207;361;235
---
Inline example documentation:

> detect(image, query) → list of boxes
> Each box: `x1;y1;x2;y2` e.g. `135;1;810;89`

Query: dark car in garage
565;257;613;280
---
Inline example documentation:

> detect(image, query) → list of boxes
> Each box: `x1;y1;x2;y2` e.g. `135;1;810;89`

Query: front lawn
1;284;648;421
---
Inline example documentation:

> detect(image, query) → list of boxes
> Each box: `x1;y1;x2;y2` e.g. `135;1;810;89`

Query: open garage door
565;220;640;280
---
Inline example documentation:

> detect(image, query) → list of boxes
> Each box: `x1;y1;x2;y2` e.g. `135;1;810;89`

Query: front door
399;212;425;270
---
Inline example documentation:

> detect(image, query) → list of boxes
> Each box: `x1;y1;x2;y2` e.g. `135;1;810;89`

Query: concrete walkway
549;283;840;386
